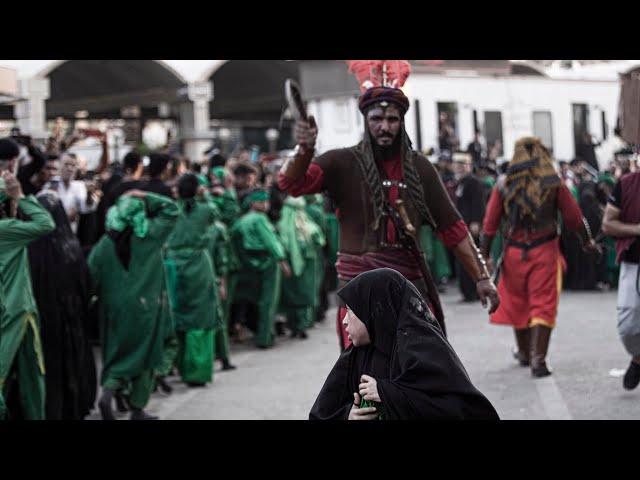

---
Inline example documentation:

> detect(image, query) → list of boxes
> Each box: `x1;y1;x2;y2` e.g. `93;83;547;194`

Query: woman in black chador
28;191;97;420
309;268;499;420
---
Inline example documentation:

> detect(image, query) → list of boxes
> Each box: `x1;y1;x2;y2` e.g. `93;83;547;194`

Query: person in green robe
88;190;179;420
167;174;221;387
229;189;290;348
207;218;237;371
304;194;329;323
0;172;55;420
278;196;326;338
210;166;241;227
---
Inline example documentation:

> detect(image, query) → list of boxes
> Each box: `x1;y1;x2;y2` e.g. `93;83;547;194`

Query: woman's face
343;306;371;347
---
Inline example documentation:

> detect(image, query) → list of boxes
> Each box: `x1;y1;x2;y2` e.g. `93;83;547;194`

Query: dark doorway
437;102;459;153
572;103;589;156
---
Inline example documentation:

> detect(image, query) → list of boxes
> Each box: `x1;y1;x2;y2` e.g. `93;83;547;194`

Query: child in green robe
229;189;290;348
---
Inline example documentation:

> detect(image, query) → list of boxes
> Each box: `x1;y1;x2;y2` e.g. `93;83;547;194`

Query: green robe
278;198;326;333
0;196;55;420
419;225;451;283
88;193;179;407
167;198;219;332
208;221;232;362
167;197;220;383
230;210;286;347
213;188;241;227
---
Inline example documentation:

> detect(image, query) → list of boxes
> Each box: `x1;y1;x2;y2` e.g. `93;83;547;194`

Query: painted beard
370;131;401;161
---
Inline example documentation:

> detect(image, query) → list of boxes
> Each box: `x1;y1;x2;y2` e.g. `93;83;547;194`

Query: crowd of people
0;110;640;420
0;129;338;420
422;131;638;301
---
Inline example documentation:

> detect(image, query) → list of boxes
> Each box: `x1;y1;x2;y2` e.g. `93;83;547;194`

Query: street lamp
266;128;280;153
219;127;231;155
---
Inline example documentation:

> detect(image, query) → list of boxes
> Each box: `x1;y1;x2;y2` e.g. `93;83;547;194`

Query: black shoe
156;376;173;394
221;360;237;371
298;331;308;339
130;409;159;420
623;361;640;390
512;347;530;367
275;322;286;336
98;389;116;421
115;391;130;412
531;365;553;378
186;382;206;388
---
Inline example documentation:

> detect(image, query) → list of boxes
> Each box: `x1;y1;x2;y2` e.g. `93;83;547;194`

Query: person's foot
298;331;308;340
275;322;286;336
98;390;116;421
130;409;159;420
186;382;207;388
512;347;530;367
531;364;553;378
114;391;130;412
623;361;640;390
156;376;173;394
221;360;237;371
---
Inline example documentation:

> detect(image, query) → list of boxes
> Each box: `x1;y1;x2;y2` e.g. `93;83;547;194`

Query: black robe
309;268;499;420
28;192;97;420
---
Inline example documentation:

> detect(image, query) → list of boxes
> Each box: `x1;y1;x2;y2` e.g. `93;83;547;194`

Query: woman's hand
359;374;381;403
348;393;378;421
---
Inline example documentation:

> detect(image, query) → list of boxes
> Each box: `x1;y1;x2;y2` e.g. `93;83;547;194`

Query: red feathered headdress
346;60;411;92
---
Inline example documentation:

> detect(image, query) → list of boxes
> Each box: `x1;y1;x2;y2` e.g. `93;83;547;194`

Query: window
532;111;554;152
572;103;589;156
414;99;423;151
484;111;504;157
437;102;459;152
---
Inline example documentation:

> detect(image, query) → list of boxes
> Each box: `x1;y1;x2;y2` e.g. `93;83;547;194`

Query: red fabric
482;186;503;236
437;219;469;248
482;184;584;242
277;163;324;196
376;152;403;244
557;184;583;232
337;306;351;350
336;250;423;282
615;172;640;263
490;239;564;328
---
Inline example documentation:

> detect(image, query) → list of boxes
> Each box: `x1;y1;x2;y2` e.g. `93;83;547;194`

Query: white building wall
311;73;621;167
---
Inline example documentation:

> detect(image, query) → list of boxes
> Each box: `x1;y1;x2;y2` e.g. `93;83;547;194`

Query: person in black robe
309;268;499;420
27;191;97;420
142;153;173;198
453;153;486;301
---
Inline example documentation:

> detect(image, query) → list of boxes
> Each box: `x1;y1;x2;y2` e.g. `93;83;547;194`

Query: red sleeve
558;184;584;232
277;163;324;196
436;219;469;248
482;186;504;236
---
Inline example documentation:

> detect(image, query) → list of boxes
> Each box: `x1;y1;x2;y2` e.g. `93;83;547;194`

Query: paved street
89;287;640;420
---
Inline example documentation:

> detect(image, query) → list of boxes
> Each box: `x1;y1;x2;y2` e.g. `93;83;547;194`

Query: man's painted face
343;306;371;347
366;105;402;148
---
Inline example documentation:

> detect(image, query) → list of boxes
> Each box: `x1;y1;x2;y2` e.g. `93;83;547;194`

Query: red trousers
490;238;565;329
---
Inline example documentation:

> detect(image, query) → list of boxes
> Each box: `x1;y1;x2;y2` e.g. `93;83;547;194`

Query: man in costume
229;189;291;348
0;157;55;419
88;190;179;420
278;60;499;349
480;137;598;378
602;168;640;389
